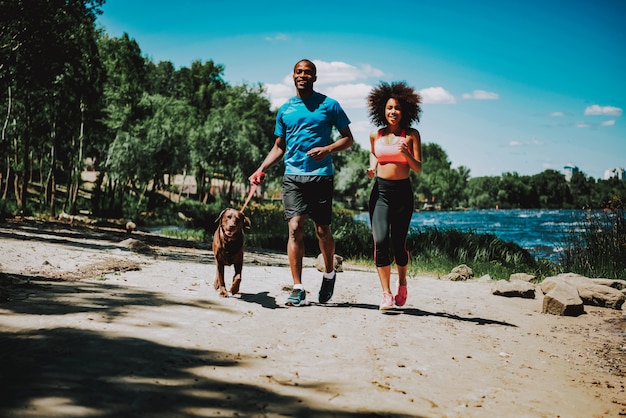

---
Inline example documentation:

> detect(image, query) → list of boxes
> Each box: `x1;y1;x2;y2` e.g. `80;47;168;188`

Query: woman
366;81;422;310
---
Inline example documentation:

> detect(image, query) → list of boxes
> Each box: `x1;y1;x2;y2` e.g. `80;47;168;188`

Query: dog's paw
218;287;229;298
230;278;241;295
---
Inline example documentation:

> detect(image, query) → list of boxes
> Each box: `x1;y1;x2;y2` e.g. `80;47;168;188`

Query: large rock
492;280;536;299
577;283;625;310
314;254;343;272
541;273;625;310
442;264;473;281
542;282;585;316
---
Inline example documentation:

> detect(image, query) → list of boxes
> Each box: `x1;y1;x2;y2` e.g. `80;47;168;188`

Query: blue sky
97;0;625;179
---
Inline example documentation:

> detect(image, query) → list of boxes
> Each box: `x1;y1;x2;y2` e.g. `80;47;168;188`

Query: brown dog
212;208;250;297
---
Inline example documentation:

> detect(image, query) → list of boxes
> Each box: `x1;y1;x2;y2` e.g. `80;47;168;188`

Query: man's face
293;61;316;92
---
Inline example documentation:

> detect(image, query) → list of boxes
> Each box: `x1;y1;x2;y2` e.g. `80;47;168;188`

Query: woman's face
385;98;402;126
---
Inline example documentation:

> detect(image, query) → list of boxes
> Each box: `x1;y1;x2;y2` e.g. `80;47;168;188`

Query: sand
0;219;624;418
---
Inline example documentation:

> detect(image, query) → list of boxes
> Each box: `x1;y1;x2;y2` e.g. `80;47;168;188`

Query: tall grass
405;228;540;279
559;196;625;279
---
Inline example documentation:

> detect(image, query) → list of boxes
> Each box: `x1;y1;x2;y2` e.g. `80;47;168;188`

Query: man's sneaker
379;292;394;310
395;283;408;307
285;288;307;307
318;271;336;303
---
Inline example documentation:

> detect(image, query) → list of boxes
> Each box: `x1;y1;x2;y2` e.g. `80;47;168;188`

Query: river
355;209;587;261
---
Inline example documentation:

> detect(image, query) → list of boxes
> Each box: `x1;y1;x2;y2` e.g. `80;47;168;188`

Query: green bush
0;199;18;220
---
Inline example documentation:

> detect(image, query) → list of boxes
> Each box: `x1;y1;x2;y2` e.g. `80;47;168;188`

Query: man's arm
249;136;285;184
307;126;354;162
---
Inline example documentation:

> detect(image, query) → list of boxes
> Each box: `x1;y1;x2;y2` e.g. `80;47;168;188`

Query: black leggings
368;177;413;267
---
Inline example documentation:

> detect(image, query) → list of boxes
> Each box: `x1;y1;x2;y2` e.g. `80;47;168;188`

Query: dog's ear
215;209;227;224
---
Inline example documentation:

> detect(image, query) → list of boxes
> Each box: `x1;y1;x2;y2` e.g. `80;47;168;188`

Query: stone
510;273;536;282
576;283;625;310
442;264;473;281
492;280;536;299
314;254;343;273
542;282;585;316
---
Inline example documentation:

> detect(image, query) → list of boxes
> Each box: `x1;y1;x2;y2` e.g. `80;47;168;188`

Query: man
249;59;354;306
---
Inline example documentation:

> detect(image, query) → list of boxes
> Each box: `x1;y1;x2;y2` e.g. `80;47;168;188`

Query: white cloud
321;83;371;109
601;119;616;126
264;33;289;42
509;138;543;147
574;122;590;128
419;87;456;104
584;104;623;117
265;60;384;109
550;111;565;117
462;90;499;100
264;83;292;109
313;60;384;86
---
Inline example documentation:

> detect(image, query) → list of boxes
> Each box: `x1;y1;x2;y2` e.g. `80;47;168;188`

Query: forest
2;0;625;224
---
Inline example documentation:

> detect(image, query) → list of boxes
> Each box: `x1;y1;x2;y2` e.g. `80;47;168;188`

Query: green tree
530;169;570;209
0;0;103;213
568;171;595;209
334;142;371;209
467;176;500;208
190;84;274;203
414;142;469;209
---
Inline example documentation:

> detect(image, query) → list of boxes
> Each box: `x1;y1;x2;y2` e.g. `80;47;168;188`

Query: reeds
559;196;625;279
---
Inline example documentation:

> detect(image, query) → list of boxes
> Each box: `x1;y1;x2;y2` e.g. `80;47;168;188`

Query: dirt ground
0;218;624;418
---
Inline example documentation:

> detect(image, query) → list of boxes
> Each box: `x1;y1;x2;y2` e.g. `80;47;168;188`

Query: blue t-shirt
275;92;351;176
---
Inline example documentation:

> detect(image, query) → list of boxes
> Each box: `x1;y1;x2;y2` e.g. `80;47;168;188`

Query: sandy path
0;220;624;417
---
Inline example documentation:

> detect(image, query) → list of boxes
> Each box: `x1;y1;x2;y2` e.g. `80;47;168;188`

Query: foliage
404;228;539;279
559;196;626;279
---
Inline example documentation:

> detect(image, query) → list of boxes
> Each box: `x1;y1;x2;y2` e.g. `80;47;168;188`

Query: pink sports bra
374;129;412;165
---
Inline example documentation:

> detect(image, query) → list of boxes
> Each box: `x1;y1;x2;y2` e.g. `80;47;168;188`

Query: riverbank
0;219;624;417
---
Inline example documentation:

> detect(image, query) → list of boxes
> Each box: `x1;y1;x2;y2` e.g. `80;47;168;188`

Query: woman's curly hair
367;81;422;128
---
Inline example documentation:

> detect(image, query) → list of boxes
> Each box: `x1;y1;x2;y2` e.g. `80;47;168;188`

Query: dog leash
240;183;257;213
241;171;264;213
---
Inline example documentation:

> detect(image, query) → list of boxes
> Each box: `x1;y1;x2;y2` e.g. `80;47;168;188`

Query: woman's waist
376;165;410;180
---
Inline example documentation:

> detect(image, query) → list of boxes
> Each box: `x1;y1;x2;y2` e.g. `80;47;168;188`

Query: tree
0;0;104;213
190;84;274;203
529;169;570;209
414;143;469;209
333;142;371;209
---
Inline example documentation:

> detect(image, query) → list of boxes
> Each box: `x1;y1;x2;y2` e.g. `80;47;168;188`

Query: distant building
604;167;625;181
563;163;579;182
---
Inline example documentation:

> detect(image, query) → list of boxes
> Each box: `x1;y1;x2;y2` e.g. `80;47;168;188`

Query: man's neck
296;89;314;99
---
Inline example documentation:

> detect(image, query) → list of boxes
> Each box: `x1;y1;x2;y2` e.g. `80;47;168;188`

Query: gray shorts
282;175;334;225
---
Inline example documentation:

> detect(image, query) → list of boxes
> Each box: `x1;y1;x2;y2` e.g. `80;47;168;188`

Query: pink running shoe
395;283;407;307
379;292;394;310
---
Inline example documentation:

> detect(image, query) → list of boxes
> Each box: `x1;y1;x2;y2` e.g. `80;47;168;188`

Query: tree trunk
2;86;11;200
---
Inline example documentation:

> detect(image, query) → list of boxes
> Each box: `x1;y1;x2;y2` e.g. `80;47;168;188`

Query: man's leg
287;215;306;285
316;223;337;303
315;223;335;273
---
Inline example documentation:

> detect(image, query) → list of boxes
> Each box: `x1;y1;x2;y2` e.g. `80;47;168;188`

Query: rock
475;274;492;283
540;273;590;294
542;282;585;316
510;273;536;282
125;220;136;233
119;238;154;255
492;280;536;299
541;273;625;310
591;278;624;290
442;264;473;281
314;254;343;273
577;283;625;310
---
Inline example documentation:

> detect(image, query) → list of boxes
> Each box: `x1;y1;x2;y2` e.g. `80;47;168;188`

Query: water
355;209;585;261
